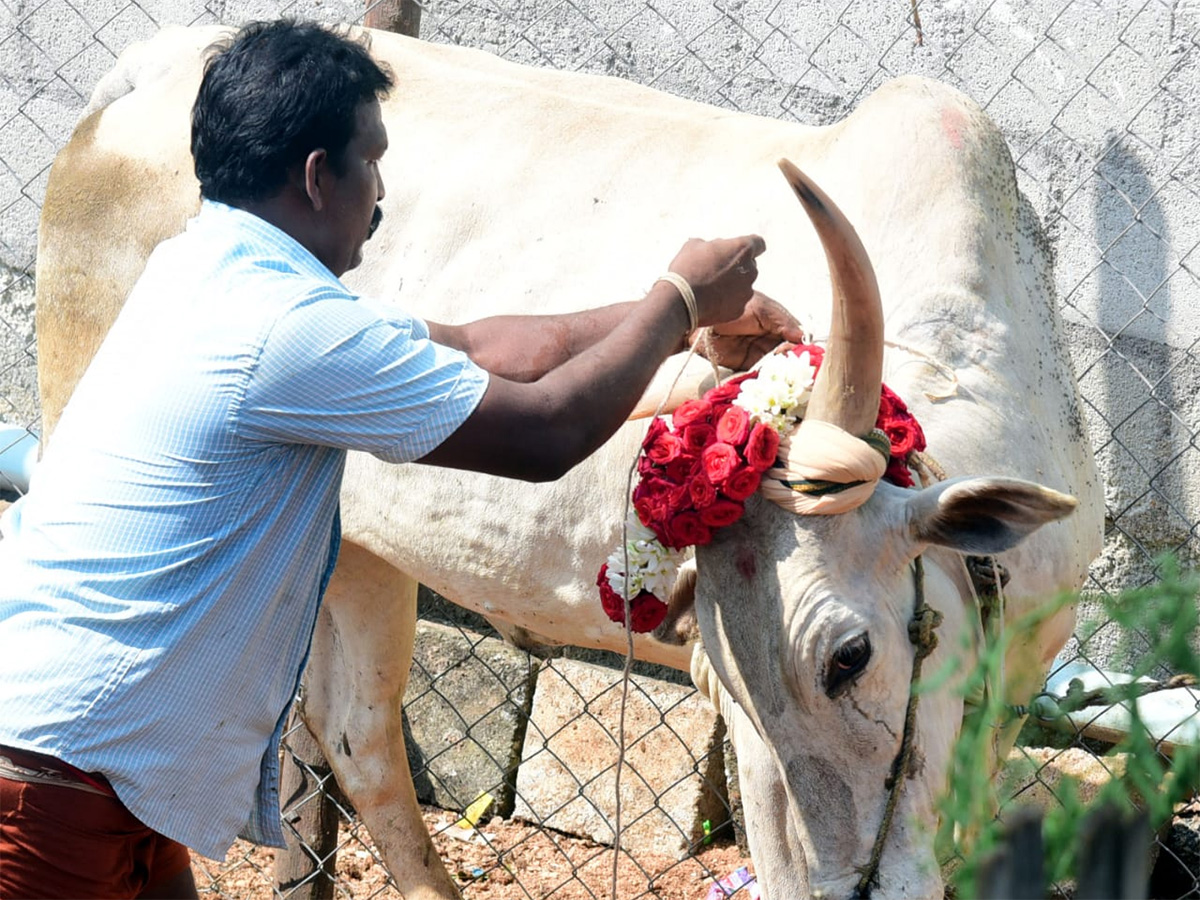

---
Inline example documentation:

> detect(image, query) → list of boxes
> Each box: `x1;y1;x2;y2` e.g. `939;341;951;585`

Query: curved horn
778;159;883;436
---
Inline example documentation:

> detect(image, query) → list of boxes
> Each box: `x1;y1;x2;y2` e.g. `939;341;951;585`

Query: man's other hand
689;290;805;371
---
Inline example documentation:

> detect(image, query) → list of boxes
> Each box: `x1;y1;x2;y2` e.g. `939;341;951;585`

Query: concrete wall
1;0;1197;668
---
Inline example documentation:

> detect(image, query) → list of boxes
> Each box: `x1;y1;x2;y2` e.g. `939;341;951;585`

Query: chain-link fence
1;0;1198;897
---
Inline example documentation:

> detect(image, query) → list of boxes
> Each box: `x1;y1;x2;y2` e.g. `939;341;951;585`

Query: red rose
665;456;698;485
884;415;926;457
672;399;713;430
641;417;668;450
702;442;741;486
637;454;658;477
704;382;743;404
883;384;908;410
646;430;683;465
633;477;673;526
671;479;692;509
666;511;712;548
628;594;668;632
876;386;901;422
793;343;824;367
681;423;716;455
722;465;762;502
716;406;750;446
743;424;781;472
700;499;744;528
884;457;914;488
707;402;733;430
634;475;672;504
597;565;667;632
633;496;657;531
596;564;627;624
688;471;717;509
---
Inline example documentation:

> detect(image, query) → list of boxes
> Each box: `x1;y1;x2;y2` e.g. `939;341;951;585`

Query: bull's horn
778;159;883;436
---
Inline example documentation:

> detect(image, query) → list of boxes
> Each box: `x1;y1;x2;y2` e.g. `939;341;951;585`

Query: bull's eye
825;632;871;698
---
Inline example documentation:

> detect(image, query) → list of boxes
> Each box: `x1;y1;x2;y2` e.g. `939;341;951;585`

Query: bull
34;23;1104;900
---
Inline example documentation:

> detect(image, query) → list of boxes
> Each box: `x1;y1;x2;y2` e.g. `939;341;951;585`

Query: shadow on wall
1068;133;1200;674
1095;134;1192;571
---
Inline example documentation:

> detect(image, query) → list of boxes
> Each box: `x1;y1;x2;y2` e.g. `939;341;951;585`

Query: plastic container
0;424;39;494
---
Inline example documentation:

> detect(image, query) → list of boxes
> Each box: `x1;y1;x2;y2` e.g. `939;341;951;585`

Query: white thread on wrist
655;272;698;334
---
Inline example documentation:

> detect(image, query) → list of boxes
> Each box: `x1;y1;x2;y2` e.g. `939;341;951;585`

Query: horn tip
778;160;823;213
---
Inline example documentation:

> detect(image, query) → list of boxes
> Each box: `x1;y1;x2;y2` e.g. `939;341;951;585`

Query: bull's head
672;162;1078;899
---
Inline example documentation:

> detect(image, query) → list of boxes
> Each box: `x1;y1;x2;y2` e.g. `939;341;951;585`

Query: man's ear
303;148;328;211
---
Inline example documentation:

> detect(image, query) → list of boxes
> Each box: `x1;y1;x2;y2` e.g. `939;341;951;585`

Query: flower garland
598;343;927;632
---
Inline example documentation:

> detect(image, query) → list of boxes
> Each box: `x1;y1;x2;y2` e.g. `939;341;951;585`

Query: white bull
36;24;1103;900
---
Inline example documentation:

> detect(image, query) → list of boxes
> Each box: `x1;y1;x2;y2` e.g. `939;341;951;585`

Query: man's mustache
367;205;384;240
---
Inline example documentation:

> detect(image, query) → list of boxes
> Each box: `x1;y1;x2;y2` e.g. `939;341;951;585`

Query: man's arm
428;290;804;383
427;303;640;383
419;235;773;482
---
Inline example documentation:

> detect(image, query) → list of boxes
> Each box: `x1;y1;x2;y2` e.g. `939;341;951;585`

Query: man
0;19;799;898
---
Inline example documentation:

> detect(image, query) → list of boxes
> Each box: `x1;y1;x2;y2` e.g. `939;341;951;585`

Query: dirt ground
191;805;755;900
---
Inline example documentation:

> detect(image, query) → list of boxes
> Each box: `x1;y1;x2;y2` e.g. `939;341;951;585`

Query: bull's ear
907;476;1078;555
652;559;699;646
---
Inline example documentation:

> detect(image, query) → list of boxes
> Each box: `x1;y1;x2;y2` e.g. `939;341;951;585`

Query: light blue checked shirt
0;200;488;859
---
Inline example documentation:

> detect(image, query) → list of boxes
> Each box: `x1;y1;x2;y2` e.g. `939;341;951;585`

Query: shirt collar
195;199;346;290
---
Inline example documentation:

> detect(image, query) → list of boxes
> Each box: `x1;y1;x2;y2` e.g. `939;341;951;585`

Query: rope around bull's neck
854;555;942;898
849;450;1008;898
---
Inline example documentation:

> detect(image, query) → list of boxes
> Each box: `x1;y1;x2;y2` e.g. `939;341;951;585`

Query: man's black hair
191;19;394;206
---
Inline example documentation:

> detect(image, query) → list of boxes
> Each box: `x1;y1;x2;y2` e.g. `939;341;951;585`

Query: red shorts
0;746;192;899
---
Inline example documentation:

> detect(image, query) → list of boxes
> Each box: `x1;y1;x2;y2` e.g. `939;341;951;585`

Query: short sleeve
236;291;489;462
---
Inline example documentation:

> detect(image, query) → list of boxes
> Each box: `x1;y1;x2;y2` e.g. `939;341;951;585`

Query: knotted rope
854;555;943;898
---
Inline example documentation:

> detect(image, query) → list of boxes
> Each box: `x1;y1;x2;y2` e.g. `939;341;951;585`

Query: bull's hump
84;25;224;122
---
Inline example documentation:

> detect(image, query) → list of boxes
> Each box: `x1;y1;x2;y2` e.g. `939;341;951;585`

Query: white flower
606;511;681;601
733;349;818;434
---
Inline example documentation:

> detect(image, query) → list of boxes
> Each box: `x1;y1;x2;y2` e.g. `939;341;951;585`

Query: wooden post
976;807;1045;900
1076;804;1150;900
274;717;340;900
363;0;421;37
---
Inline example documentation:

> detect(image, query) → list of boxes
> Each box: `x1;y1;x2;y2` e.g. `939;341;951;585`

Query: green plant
933;557;1200;898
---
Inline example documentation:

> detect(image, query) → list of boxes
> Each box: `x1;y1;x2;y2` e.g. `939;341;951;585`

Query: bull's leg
299;540;462;900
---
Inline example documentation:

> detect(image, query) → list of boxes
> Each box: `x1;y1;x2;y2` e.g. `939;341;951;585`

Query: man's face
324;99;388;276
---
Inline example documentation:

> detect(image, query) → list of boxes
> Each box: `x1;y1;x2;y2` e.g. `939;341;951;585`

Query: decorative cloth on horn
761;419;890;515
598;343;926;632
